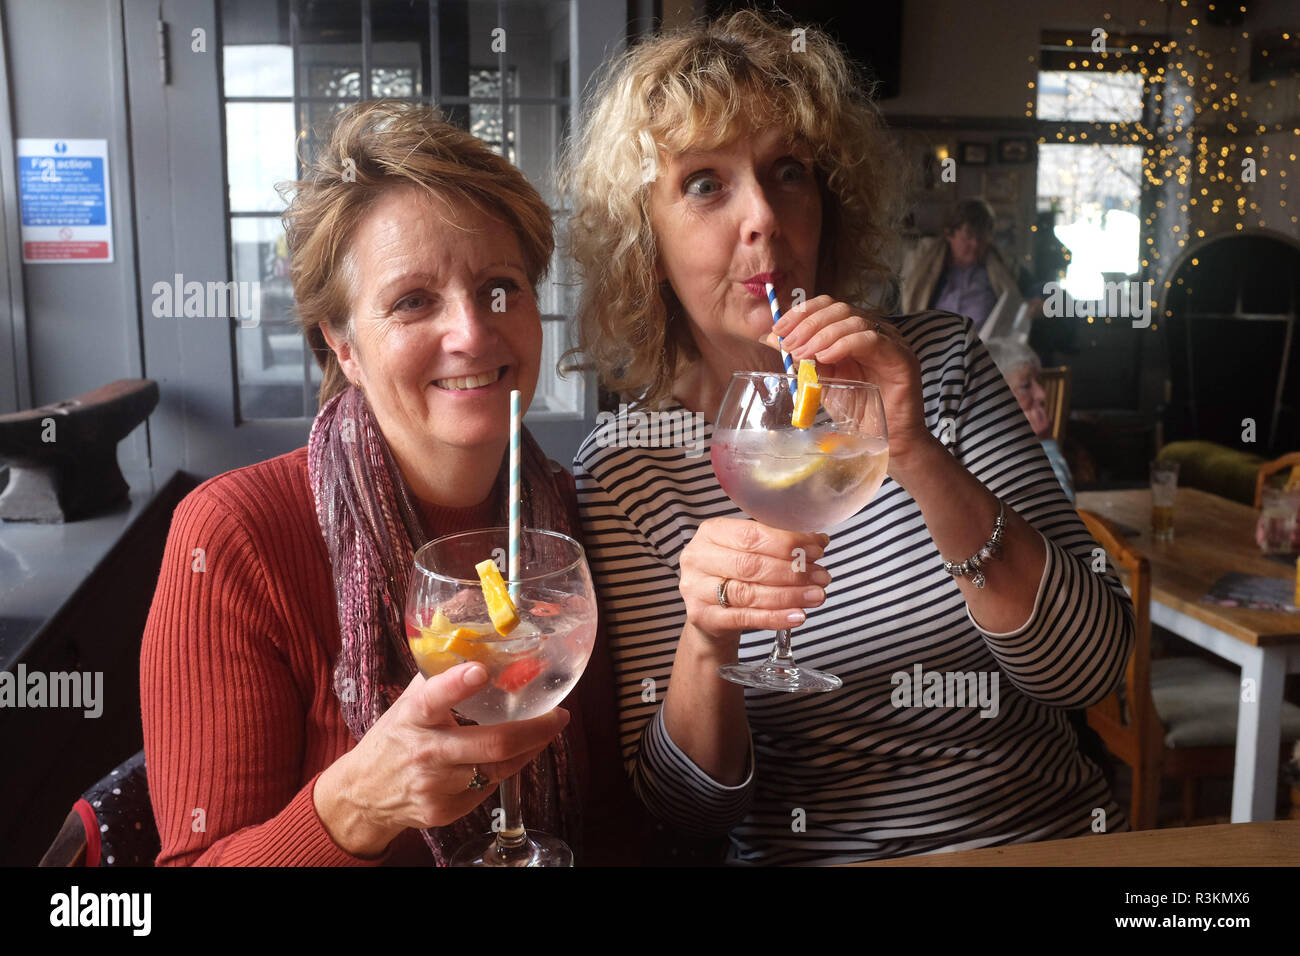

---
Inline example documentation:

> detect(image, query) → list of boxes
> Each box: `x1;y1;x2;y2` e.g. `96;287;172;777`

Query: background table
847;820;1299;866
1077;487;1300;822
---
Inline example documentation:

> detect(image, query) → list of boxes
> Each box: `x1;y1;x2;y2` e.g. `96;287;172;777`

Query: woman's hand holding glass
314;662;568;858
679;520;832;646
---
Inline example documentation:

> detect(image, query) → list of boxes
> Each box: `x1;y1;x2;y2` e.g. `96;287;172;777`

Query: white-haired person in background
985;338;1075;503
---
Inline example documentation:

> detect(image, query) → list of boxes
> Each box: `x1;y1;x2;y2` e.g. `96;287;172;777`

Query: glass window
223;45;293;97
225;102;296;212
1036;144;1143;300
230;216;317;419
220;0;578;422
1035;70;1144;123
1035;44;1148;303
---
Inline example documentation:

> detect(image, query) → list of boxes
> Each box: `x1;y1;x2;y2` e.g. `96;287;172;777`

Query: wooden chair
1039;366;1070;443
1078;509;1300;828
1253;451;1300;508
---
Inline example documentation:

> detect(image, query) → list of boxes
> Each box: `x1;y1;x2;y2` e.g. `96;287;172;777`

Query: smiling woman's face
648;125;823;367
322;186;541;490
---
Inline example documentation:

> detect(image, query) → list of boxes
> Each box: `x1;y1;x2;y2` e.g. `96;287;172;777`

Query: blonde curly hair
561;10;905;410
280;99;554;408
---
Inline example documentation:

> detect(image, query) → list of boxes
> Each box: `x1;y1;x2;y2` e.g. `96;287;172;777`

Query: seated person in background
900;198;1021;334
986;338;1075;503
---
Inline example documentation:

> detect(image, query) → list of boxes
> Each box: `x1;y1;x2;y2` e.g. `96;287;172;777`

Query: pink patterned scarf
307;385;579;864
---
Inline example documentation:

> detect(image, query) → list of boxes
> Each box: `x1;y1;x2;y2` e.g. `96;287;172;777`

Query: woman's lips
743;273;783;299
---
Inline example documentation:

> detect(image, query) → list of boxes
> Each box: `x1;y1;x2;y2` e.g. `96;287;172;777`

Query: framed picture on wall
921;147;957;201
998;137;1033;163
983;169;1021;204
958;141;990;166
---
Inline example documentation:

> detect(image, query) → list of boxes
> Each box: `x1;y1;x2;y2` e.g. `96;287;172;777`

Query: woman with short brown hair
141;100;628;866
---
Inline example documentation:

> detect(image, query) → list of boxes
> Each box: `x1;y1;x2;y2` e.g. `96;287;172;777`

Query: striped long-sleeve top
573;310;1136;865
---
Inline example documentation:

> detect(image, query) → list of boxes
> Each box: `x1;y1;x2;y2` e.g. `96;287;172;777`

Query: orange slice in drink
816;433;852;454
475;559;520;636
792;359;821;429
409;644;464;676
419;627;488;658
411;605;491;667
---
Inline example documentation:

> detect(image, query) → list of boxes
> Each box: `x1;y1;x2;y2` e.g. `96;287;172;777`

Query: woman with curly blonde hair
566;11;1134;865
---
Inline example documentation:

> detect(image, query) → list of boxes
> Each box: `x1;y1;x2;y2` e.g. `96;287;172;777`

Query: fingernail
464;663;488;686
802;588;824;604
811;568;831;585
787;610;807;625
818;534;831;546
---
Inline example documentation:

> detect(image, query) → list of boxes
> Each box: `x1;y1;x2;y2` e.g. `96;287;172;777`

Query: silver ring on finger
467;766;490;791
717;578;731;608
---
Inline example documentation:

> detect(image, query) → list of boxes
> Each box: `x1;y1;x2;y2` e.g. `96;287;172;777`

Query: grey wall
3;0;147;466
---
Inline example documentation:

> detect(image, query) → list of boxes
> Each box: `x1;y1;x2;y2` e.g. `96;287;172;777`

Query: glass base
717;660;842;694
449;829;574;867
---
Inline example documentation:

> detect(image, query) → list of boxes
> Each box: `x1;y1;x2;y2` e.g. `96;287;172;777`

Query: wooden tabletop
1077;487;1300;647
846;820;1300;866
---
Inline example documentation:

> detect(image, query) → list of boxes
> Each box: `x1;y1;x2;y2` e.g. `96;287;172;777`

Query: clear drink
713;427;888;531
406;527;597;866
710;371;888;693
406;590;597;724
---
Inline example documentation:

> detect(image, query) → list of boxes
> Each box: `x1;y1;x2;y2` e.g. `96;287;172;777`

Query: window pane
1036;144;1142;299
513;105;561;208
226;103;296;211
231;217;314;420
370;0;429;97
534;319;581;415
1036;70;1143;122
224;44;293;97
297;0;362;98
220;0;587;422
468;67;518;162
503;0;570;94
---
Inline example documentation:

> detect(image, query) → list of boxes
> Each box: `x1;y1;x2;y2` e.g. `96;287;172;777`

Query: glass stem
493;772;527;851
767;628;795;665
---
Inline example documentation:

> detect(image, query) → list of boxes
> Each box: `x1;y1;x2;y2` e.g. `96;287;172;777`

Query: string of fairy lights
1026;0;1299;329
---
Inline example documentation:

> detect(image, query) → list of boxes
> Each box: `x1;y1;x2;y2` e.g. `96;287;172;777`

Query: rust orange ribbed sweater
140;446;632;866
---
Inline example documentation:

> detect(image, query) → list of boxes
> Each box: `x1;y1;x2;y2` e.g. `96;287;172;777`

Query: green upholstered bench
1157;441;1267;506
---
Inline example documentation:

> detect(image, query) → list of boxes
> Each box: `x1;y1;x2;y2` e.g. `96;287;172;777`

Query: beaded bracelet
942;499;1007;589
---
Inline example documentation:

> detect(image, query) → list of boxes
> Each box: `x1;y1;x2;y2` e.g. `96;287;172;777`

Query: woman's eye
395;293;430;312
683;173;722;197
775;159;808;183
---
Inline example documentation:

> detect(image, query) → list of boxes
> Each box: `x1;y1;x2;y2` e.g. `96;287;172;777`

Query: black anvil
0;379;159;523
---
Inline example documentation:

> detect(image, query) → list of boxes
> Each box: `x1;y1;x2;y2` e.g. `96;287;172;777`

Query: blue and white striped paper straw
508;389;521;601
765;282;797;394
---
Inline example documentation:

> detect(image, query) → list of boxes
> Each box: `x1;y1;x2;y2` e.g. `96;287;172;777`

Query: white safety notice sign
17;138;114;263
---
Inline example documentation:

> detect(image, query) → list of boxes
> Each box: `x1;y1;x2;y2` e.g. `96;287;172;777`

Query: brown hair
560;10;906;409
943;198;996;240
280;99;555;408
